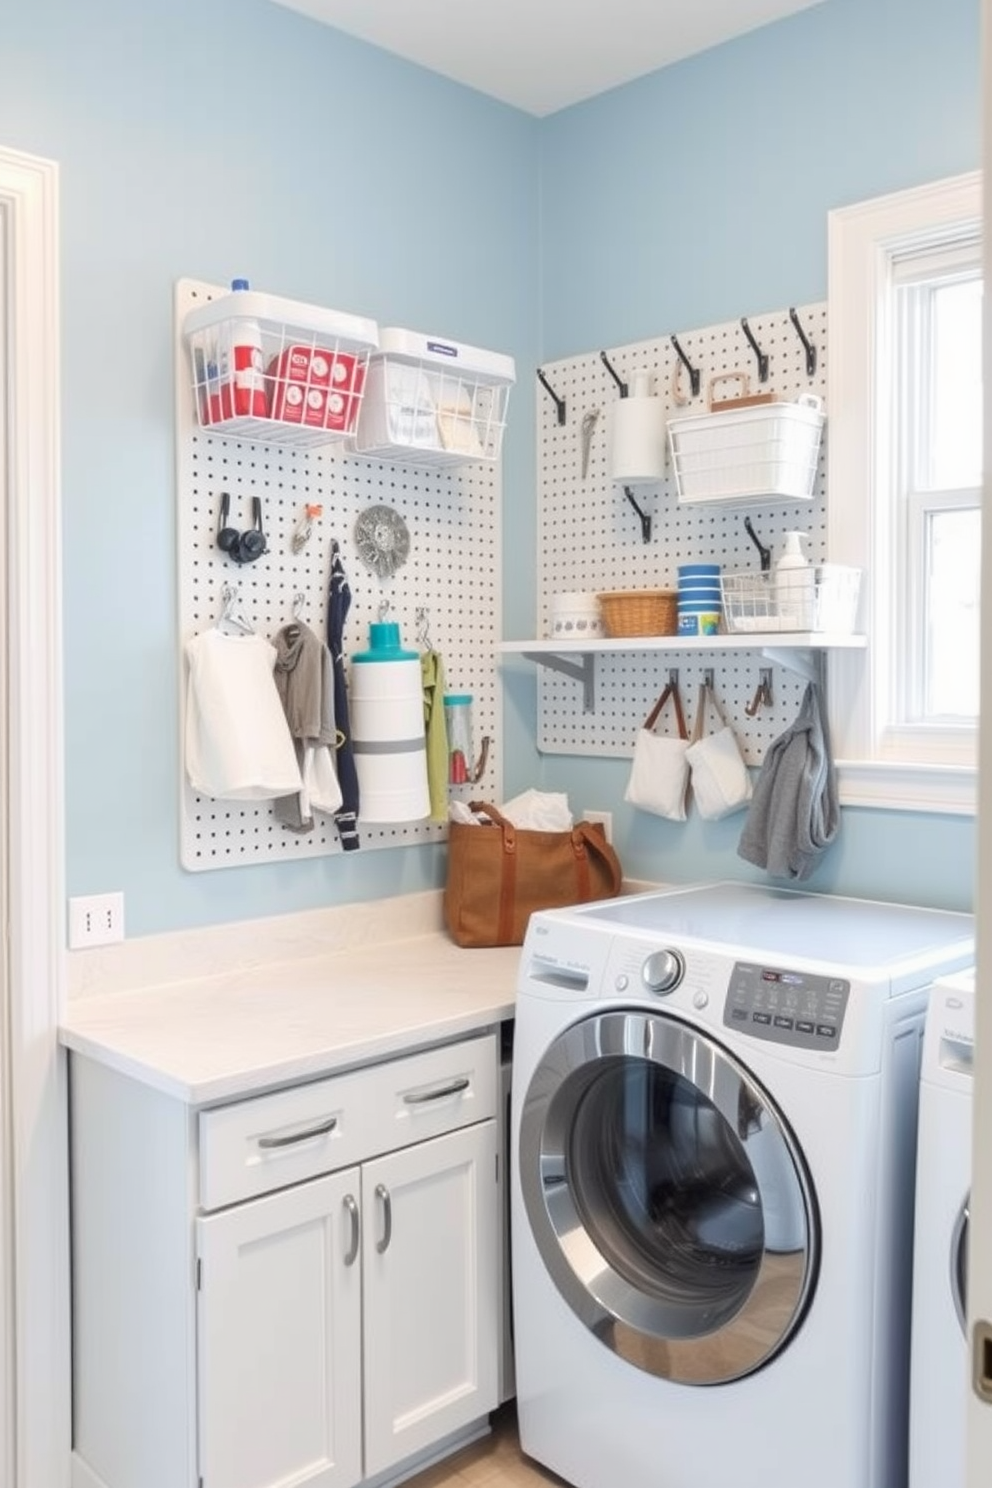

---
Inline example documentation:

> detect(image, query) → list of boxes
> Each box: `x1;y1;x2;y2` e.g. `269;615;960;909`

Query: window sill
836;759;975;816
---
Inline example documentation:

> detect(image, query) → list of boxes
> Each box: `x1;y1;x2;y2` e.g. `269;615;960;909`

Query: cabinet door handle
343;1193;360;1267
256;1115;338;1150
403;1077;470;1106
375;1183;392;1254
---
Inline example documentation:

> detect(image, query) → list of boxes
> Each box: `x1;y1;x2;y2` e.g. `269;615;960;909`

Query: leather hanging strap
643;680;688;739
689;682;729;745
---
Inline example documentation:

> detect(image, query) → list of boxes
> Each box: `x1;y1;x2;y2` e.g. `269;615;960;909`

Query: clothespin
290;503;323;554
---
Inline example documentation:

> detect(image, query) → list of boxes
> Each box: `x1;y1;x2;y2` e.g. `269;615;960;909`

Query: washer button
615;974;629;991
692;990;709;1010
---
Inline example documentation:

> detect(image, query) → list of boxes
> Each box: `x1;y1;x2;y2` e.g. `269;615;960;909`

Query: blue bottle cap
444;693;473;706
351;621;418;663
230;277;250;291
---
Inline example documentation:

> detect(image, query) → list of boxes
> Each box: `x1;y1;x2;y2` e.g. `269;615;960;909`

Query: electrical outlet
583;810;613;844
68;892;125;949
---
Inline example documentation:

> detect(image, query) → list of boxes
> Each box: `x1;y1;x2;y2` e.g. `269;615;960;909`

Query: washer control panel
723;962;850;1051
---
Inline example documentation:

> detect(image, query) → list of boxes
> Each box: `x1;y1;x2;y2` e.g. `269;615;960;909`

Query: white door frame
969;3;992;1480
0;143;69;1488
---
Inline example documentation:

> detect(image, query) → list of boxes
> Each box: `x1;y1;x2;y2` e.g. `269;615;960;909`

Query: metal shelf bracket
760;646;825;686
523;650;596;712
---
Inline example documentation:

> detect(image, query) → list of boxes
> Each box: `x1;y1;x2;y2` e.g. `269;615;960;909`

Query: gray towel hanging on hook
737;682;839;882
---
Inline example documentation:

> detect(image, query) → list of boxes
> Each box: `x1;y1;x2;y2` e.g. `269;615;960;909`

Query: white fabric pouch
686;683;752;820
624;680;690;822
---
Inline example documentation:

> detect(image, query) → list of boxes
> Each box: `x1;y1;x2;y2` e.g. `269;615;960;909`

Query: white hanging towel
185;629;304;800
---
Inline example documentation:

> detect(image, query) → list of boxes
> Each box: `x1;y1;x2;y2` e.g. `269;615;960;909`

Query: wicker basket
596;589;678;638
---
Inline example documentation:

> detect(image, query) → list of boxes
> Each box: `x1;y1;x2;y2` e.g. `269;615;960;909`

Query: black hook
623;485;652;543
788;307;818;377
537;368;566;425
740;317;770;383
670;334;701;397
744;669;773;717
744;516;771;573
600;350;628;398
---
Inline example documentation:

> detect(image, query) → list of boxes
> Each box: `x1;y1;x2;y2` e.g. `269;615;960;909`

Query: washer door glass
519;1008;818;1385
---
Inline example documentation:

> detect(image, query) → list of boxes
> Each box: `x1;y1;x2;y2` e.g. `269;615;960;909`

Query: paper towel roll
610;382;665;483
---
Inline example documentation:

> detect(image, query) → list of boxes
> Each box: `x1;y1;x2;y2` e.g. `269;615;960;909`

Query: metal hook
744;669;774;716
415;606;432;649
740;317;770;383
788;307;818;377
623;485;652;543
470;735;491;785
670;334;701;397
600;350;628;398
291;591;306;620
744;516;771;573
537;368;566;425
377;599;391;622
702;669;715;690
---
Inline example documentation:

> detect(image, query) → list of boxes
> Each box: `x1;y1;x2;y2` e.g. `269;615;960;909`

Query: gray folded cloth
737;681;839;881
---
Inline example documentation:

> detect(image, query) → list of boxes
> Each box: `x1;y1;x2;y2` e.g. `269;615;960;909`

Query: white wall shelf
496;635;867;712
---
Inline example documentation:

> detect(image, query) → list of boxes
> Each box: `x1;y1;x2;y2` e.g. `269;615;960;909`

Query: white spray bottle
775;531;815;630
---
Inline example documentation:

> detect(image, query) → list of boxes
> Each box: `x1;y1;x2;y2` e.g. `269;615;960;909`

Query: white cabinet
69;1034;500;1488
196;1169;362;1488
361;1125;499;1476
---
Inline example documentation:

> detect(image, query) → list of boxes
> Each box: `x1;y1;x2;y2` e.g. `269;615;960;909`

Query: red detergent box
267;346;365;431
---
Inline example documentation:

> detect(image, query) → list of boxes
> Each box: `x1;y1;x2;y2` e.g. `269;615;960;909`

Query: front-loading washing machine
909;968;975;1488
510;881;974;1488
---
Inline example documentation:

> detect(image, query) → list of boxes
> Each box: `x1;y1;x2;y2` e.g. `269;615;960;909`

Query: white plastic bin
351;328;515;467
183;288;379;451
668;395;825;505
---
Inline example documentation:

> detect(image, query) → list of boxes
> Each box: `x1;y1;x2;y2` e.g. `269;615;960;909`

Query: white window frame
827;171;983;815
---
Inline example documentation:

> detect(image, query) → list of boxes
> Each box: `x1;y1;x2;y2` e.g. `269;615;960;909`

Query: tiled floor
404;1403;569;1487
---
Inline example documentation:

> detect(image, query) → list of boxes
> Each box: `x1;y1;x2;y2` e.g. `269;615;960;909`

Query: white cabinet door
196;1168;363;1488
362;1120;499;1479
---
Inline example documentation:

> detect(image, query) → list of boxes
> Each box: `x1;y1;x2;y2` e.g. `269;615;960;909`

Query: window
827;172;982;814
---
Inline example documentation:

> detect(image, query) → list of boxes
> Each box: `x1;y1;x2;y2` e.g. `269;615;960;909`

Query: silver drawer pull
256;1115;338;1150
403;1077;470;1106
343;1194;359;1267
375;1183;392;1254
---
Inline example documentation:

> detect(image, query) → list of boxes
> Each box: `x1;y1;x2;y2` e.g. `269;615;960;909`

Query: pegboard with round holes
175;278;502;871
533;303;830;758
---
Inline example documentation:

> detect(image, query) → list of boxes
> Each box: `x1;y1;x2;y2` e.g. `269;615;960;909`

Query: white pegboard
175;278;502;871
534;303;829;757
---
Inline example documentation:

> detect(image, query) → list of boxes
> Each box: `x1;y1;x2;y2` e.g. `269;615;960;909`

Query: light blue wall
527;0;981;914
0;0;541;934
0;0;981;934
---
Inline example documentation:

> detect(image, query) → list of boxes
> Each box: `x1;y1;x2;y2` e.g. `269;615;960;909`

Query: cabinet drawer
199;1033;497;1211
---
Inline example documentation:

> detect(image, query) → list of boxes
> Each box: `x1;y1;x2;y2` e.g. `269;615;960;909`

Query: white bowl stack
549;593;605;640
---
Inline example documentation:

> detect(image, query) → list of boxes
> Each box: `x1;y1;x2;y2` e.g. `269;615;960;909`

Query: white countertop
60;894;519;1106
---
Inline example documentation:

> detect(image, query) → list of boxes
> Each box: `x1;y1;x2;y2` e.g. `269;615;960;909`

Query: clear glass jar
444;693;473;785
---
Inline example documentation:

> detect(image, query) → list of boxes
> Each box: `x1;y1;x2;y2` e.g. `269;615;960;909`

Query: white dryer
511;881;974;1488
910;968;975;1488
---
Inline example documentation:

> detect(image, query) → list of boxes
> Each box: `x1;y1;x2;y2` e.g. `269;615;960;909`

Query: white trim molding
827;170;982;816
0;143;69;1488
836;759;977;815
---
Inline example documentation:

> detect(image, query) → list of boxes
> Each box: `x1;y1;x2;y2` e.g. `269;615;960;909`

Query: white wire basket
721;565;862;634
350;328;516;467
668;395;826;505
183;288;380;451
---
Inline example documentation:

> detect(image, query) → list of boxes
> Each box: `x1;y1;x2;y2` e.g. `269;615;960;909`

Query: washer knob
641;949;684;996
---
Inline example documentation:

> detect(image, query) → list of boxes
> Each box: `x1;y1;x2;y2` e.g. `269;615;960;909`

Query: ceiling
271;0;826;117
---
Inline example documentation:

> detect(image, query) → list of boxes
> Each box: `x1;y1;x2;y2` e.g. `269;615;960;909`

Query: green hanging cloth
421;648;449;823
